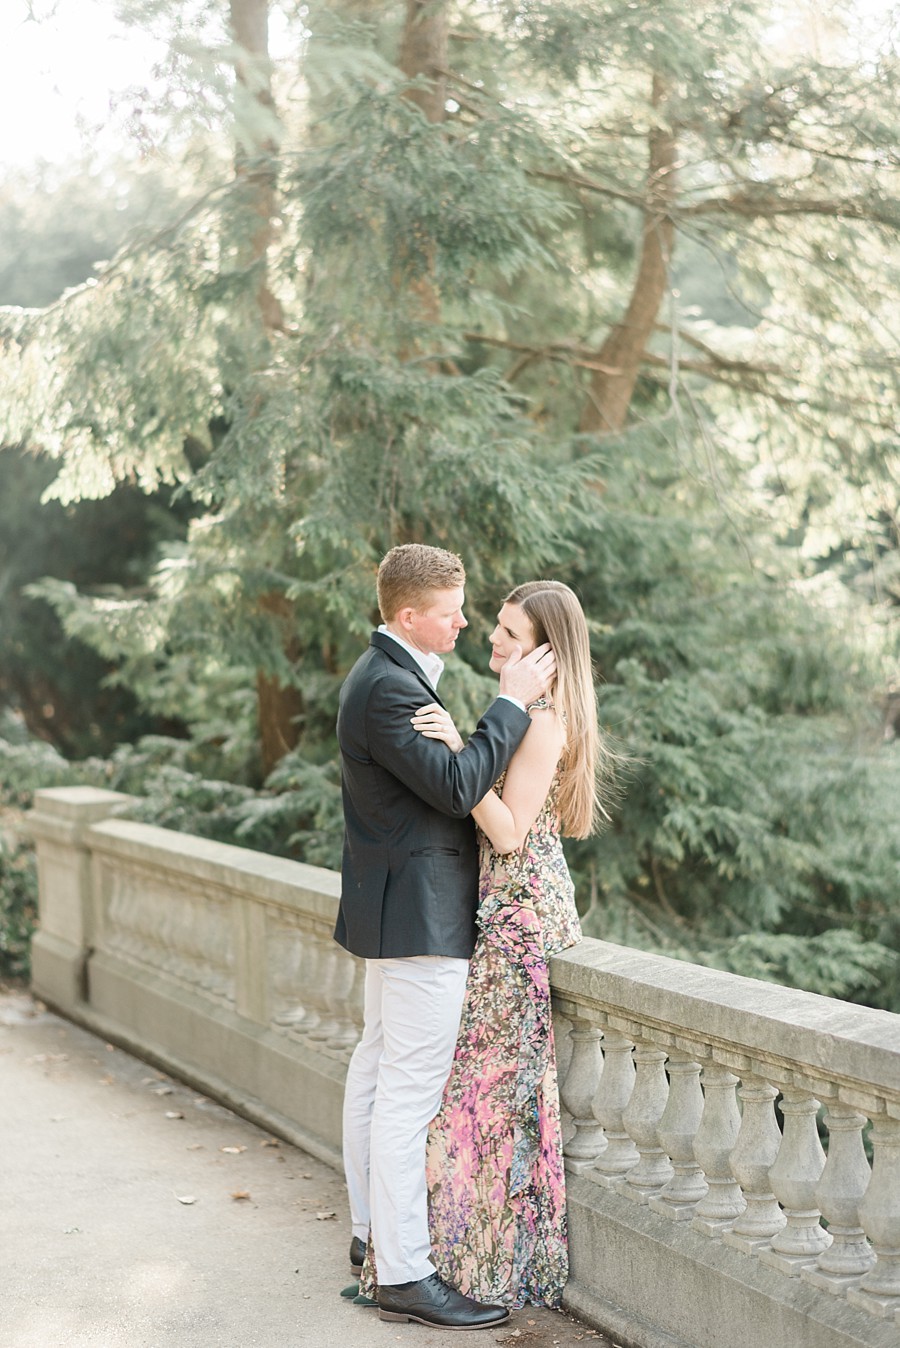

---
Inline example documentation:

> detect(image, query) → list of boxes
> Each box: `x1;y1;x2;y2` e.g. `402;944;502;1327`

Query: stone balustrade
552;944;900;1348
25;787;900;1348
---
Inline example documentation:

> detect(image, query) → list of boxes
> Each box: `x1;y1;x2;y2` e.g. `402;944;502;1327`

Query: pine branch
30;179;235;321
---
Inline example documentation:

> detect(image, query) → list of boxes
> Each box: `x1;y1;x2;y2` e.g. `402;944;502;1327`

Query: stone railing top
86;817;342;921
31;786;135;823
552;939;900;1101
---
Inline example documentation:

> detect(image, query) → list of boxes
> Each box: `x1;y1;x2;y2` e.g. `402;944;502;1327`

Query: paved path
0;988;617;1348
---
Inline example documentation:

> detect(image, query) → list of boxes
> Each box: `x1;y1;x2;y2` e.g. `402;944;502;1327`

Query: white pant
342;955;468;1285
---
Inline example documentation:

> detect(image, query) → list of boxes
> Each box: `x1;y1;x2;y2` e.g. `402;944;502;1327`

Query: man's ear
395;606;416;634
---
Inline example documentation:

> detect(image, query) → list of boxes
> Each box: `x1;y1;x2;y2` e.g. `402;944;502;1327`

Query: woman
410;579;607;1309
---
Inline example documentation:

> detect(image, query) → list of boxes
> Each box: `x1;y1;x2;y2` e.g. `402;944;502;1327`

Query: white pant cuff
378;1259;436;1287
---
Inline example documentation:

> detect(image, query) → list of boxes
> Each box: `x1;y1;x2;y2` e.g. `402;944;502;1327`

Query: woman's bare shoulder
522;702;567;753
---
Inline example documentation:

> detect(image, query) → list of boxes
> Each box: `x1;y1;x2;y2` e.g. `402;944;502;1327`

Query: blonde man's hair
505;580;611;839
377;544;466;622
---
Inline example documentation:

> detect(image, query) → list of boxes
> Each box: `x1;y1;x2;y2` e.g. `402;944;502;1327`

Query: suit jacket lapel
369;631;447;707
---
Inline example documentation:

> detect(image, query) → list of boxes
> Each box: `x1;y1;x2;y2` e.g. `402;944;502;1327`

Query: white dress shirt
377;625;524;711
378;625;444;689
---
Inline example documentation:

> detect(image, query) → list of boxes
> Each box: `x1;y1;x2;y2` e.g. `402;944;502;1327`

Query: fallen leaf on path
260;1138;280;1147
175;1194;197;1205
231;1190;252;1201
153;1086;174;1096
315;1210;337;1220
165;1111;184;1120
221;1145;247;1154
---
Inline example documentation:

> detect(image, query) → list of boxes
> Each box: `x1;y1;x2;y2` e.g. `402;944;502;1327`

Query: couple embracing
334;543;606;1330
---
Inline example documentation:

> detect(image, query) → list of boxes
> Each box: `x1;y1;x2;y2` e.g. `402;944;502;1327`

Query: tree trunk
579;74;677;435
396;0;448;329
255;592;305;778
398;0;448;123
229;0;299;775
229;0;284;330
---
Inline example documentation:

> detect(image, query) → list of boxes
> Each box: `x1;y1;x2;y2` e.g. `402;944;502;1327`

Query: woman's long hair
505;580;609;838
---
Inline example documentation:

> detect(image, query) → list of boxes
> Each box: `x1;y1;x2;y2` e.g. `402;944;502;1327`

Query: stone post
760;1088;831;1274
690;1063;746;1236
588;1024;638;1185
651;1052;708;1220
802;1104;873;1293
848;1115;900;1318
25;787;134;1012
560;1017;606;1170
725;1074;786;1253
621;1038;673;1202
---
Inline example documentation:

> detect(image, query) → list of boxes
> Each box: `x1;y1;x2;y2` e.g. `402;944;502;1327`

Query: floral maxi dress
425;765;582;1308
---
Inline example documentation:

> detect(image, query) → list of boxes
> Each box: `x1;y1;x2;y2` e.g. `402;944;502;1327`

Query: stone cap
24;787;136;846
552;939;900;1104
32;787;135;822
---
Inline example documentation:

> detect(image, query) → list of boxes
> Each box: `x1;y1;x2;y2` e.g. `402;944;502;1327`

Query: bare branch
462;330;620;374
527;166;645;210
683;191;900;229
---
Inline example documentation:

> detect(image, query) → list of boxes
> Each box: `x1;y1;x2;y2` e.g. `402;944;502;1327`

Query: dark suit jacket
333;631;531;959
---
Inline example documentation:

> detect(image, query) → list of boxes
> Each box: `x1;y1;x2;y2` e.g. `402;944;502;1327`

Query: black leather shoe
377;1272;509;1329
349;1236;367;1276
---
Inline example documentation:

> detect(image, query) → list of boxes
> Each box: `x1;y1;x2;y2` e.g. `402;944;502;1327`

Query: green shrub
0;838;37;980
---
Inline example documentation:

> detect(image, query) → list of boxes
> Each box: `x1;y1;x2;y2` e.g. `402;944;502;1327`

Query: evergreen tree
0;0;897;1006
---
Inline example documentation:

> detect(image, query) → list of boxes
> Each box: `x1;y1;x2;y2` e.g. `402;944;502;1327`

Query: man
334;544;555;1330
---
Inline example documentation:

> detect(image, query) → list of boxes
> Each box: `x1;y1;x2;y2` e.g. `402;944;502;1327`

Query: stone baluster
134;886;165;967
282;922;324;1035
270;918;308;1028
760;1088;831;1274
287;927;324;1038
650;1051;708;1221
325;947;361;1051
307;937;346;1042
209;897;235;1002
691;1063;745;1237
193;894;233;1001
159;890;194;983
189;896;215;990
560;1017;606;1170
802;1103;873;1294
848;1115;900;1318
621;1038;673;1202
304;928;331;1036
587;1025;638;1186
725;1074;786;1254
106;873;142;961
344;955;366;1041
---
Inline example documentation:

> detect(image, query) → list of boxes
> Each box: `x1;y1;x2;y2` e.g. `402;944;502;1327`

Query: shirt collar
378;625;444;689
